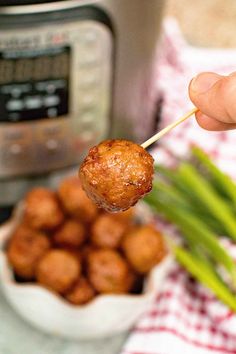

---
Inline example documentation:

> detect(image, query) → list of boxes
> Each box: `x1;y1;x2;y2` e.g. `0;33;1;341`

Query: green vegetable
175;246;236;311
144;147;236;310
192;145;236;206
146;191;236;286
178;163;236;241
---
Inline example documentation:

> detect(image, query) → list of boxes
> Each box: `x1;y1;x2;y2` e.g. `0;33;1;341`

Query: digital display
0;48;70;85
0;46;70;122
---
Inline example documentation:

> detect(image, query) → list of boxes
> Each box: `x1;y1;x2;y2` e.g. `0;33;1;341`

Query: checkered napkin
121;18;236;354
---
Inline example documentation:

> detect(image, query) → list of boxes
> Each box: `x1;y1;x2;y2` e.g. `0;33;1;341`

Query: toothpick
141;107;198;149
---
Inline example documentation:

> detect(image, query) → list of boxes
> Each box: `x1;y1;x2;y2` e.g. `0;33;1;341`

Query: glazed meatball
58;176;98;223
7;225;51;279
122;225;166;274
79;139;154;212
53;219;86;248
114;208;134;223
36;250;80;294
91;214;128;249
87;249;134;294
24;188;64;231
65;277;95;305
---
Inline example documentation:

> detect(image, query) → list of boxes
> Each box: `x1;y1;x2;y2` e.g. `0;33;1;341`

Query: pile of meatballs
6;176;166;306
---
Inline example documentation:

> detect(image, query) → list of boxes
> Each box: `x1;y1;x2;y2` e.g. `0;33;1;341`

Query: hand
189;72;236;131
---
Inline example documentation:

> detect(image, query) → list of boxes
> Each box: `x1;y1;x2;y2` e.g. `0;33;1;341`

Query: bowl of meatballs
0;176;171;340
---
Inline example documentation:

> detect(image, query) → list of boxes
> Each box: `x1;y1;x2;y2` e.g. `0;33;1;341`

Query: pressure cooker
0;0;164;217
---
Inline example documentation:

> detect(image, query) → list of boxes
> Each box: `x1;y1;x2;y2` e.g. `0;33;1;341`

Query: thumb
189;72;236;125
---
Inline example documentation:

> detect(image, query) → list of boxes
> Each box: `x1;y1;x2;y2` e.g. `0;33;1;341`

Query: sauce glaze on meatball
58;177;98;223
36;250;80;294
87;249;135;294
79;139;154;212
122;225;166;274
65;277;95;305
7;224;51;279
53;219;86;248
24;188;64;231
91;214;128;249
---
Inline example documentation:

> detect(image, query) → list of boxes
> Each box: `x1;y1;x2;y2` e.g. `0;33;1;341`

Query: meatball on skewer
79;139;154;213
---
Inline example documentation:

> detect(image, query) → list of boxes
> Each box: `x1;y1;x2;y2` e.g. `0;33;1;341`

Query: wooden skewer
141;107;198;149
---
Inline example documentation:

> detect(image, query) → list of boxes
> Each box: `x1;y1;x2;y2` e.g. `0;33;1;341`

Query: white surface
0;288;128;354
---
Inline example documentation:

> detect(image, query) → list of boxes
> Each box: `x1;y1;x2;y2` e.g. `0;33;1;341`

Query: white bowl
0;204;173;340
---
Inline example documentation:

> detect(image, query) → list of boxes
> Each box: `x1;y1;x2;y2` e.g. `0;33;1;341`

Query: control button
3;125;32;142
9;143;22;155
4;130;24;140
47;108;58;117
36;80;66;91
84;30;98;44
79;53;100;67
85;53;100;65
43;125;62;136
36;121;69;142
82;131;96;142
6;100;24;111
80;112;96;123
1;83;31;95
11;88;22;98
37;138;70;167
46;84;56;94
25;96;42;109
45;139;59;151
80;72;100;88
2;142;32;168
44;95;60;107
81;94;97;107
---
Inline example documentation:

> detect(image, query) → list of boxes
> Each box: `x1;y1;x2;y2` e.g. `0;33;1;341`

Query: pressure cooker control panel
0;20;113;178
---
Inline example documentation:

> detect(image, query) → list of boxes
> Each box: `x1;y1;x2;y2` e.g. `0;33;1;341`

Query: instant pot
0;0;164;220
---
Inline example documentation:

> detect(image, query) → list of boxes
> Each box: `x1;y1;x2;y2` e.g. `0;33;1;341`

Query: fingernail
190;73;222;94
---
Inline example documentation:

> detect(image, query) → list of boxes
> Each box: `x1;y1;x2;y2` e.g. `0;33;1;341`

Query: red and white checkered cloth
121;18;236;354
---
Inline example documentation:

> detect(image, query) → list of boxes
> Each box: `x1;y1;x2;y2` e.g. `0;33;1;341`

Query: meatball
87;249;134;294
53;219;86;248
36;250;80;294
80;244;96;266
24;188;64;231
65;277;95;305
79;139;154;212
122;225;166;274
7;225;50;279
91;214;128;249
58;176;98;223
114;208;134;223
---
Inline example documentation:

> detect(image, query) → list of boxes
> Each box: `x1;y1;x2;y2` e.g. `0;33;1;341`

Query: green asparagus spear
145;192;236;286
178;163;236;240
175;246;236;311
153;180;225;235
192;146;236;205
